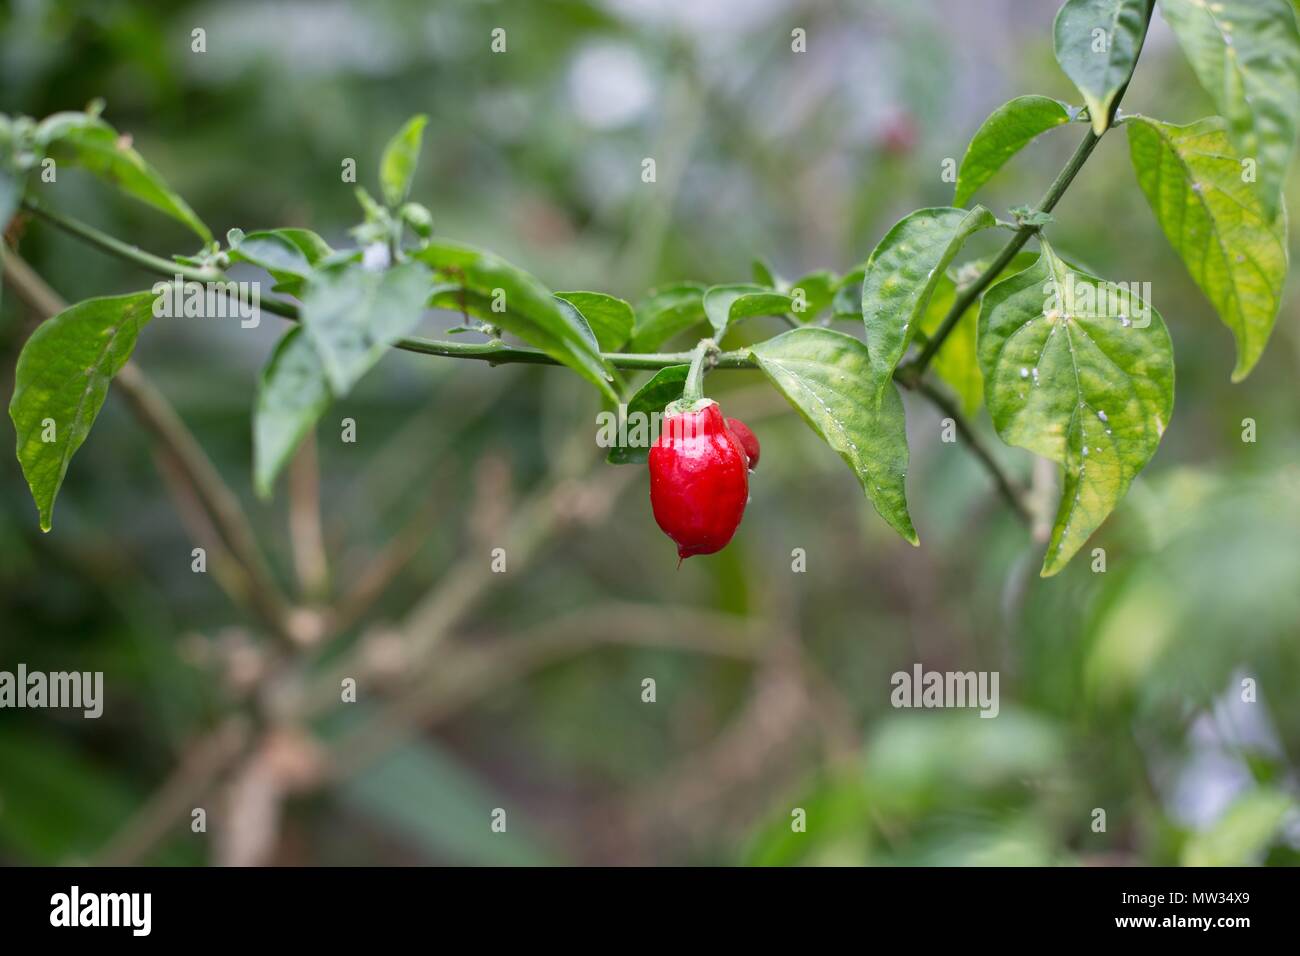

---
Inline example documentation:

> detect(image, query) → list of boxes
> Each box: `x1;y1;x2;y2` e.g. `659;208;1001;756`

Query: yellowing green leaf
919;274;982;416
1159;0;1300;217
979;243;1174;576
1127;115;1288;381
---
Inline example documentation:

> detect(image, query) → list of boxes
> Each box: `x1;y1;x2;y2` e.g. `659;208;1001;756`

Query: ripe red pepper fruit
649;398;749;559
725;417;760;470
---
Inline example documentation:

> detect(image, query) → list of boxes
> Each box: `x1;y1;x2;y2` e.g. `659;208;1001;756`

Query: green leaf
861;206;996;390
262;227;333;265
921;252;1043;416
1126;115;1288;381
954;96;1074;207
605;365;688;464
750;327;916;544
299;261;432;395
788;270;837;321
35;112;212;243
228;227;334;298
9;292;154;531
979;242;1174;576
1181;788;1292;866
253;328;333;499
703;284;794;338
919;273;983;416
1053;0;1154;134
228;230;311;277
751;257;778;287
831;268;865;320
554;290;634;352
1159;0;1300;217
415;239;616;401
379;114;428;208
629;282;707;351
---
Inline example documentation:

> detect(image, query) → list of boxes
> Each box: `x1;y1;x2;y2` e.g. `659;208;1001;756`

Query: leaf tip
1229;356;1257;384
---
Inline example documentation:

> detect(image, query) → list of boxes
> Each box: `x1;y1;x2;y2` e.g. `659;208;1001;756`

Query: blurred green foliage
1;0;1297;865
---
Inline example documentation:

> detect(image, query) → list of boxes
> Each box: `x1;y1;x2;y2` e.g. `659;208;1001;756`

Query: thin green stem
24;198;759;370
681;339;713;402
915;380;1030;523
23;199;223;284
394;336;755;370
907;129;1100;377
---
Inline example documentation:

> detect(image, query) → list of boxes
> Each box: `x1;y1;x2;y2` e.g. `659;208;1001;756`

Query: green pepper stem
682;339;714;403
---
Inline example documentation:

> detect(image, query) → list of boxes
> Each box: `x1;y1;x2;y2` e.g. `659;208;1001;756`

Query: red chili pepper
725;417;760;470
649;399;749;559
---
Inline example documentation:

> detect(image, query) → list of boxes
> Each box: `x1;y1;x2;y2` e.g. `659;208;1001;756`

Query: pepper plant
3;0;1298;577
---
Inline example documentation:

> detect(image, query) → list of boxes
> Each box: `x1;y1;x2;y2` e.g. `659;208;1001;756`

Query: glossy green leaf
629;282;707;351
555;290;634;352
605;364;688;465
750;327;916;544
1126;116;1287;381
703;284;793;338
954;96;1074;206
35;112;211;243
979;243;1174;576
1159;0;1300;217
415;240;615;400
861;206;996;390
9;292;154;531
299;261;432;395
379;114;428;208
253;328;333;499
1053;0;1154;134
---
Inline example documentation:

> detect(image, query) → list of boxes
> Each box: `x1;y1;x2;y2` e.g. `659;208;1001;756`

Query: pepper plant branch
22;198;224;284
906;3;1153;379
23;194;1032;526
906;131;1099;377
23;200;755;369
914;380;1031;523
